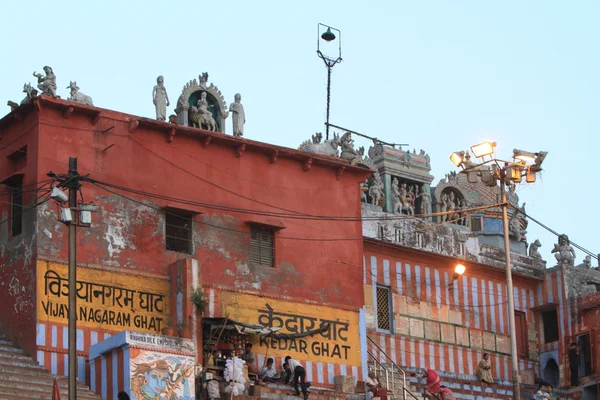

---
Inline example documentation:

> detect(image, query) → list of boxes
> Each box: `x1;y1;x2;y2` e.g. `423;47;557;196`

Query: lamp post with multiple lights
316;23;342;140
450;143;547;400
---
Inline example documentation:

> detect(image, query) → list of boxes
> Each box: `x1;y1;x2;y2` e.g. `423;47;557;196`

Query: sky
1;1;598;264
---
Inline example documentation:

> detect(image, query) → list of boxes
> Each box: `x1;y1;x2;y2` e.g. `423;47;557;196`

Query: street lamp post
316;23;342;141
450;144;547;400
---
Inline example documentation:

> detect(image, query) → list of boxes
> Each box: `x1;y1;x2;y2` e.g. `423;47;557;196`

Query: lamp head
50;187;68;204
452;264;466;281
513;149;536;163
321;27;336;42
470;142;496;158
450;151;465;167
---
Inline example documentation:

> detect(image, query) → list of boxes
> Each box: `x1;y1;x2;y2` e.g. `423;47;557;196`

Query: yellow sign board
222;292;360;366
37;261;170;334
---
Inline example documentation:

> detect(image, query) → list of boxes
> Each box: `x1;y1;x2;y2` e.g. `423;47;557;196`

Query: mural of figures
130;350;194;400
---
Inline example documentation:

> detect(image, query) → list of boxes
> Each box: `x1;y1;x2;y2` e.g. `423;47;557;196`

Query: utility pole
500;174;520;400
67;157;79;400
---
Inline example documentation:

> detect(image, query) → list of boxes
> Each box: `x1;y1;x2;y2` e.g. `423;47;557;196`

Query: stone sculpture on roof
369;171;385;208
33;66;57;97
67;81;93;106
229;93;245;137
576;255;592;269
528;239;542;259
552;234;576;266
7;83;38;111
339;132;363;166
298;132;341;156
416;185;431;216
152;76;169;121
175;72;228;133
509;212;527;242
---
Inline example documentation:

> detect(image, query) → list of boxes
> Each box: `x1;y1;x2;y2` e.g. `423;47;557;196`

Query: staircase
0;334;101;400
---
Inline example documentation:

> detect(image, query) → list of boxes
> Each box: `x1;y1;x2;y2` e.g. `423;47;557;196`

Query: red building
0;89;370;391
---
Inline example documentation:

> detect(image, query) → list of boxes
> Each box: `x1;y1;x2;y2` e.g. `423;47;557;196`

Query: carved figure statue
445;192;459;222
416;186;431;216
33;66;57;96
552;234;576;266
152;76;169;121
229;93;245;137
199;72;209;87
577;255;592;269
391;178;402;214
509;212;527;242
360;179;369;203
66;81;93;106
298;133;341;156
400;183;414;216
8;83;38;111
339;132;362;165
528;239;542;259
312;132;322;144
507;183;519;207
189;92;217;131
368;172;385;208
459;199;469;226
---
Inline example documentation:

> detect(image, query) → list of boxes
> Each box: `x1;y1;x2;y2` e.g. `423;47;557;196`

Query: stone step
0;369;90;388
0;385;99;400
0;354;45;369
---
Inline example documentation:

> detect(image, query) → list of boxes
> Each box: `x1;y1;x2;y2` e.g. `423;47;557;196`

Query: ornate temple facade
360;142;600;398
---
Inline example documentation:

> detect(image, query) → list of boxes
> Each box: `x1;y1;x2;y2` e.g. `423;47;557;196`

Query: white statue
445;192;459;222
190;92;217;131
400;183;414;216
8;83;38;111
152;76;170;121
552;234;576;266
577;255;592;269
528;239;542;259
33;66;57;96
229;93;245;137
459;199;469;226
298;133;341;156
66;81;93;106
339;132;362;165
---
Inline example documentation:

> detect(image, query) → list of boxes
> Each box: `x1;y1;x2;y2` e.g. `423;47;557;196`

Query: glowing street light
452;264;466;281
470;141;496;159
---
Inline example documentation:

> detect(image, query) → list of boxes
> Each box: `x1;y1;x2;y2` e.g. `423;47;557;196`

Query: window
8;176;23;237
394;229;402;243
250;226;275;267
416;232;424;248
437;237;444;252
514;311;528;358
471;216;483;232
378;225;385;240
542;309;559;343
376;285;392;331
459;242;466;256
165;211;193;253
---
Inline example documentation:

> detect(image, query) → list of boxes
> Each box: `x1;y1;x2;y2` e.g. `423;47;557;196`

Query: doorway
578;333;592;378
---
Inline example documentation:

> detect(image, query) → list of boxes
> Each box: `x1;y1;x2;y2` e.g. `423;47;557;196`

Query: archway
542;358;560;388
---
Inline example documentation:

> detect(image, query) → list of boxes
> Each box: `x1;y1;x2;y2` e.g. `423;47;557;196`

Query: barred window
471;216;483;232
250;227;275;267
166;211;193;254
376;286;392;331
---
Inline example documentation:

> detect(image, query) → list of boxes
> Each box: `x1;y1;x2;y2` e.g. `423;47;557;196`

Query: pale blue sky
1;1;598;263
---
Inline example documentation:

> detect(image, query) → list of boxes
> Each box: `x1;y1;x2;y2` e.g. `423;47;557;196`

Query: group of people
535;383;559;399
241;343;310;399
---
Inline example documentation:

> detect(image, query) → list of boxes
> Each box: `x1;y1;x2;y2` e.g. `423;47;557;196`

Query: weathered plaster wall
32;102;369;308
0;116;40;356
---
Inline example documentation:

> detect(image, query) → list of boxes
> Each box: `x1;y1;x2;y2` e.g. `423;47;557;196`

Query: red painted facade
0;96;371;384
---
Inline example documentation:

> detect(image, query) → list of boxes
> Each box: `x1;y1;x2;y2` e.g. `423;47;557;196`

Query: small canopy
203;317;330;339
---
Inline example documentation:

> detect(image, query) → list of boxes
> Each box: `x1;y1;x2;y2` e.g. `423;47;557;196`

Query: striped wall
363;249;542;381
36;321;115;384
89;347;127;400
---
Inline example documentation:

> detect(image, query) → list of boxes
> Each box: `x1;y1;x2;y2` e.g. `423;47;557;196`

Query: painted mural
37;260;170;334
221;292;361;366
129;349;195;400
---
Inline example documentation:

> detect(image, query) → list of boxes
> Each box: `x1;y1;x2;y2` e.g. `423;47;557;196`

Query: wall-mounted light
452;264;466;281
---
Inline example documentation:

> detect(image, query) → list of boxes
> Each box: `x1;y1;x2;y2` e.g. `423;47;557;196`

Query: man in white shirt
534;384;552;400
285;356;308;399
259;357;278;382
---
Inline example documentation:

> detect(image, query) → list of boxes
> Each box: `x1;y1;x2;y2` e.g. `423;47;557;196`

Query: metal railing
367;335;420;400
